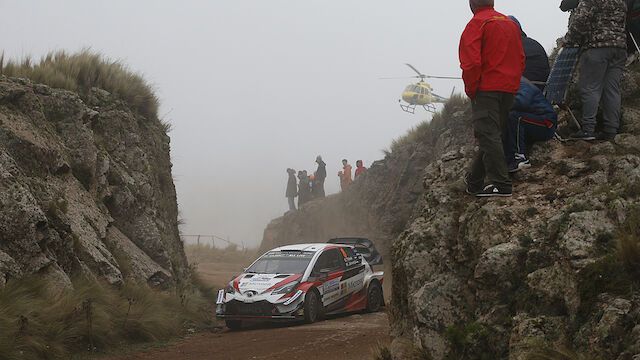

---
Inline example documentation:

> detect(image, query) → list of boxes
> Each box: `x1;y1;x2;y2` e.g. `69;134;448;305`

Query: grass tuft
1;49;159;120
0;275;213;359
389;94;469;154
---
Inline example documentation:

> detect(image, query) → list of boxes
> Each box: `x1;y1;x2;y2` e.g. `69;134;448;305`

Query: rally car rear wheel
225;319;242;330
303;288;322;323
366;281;382;313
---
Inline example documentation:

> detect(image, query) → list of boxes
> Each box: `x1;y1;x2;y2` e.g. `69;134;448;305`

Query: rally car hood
236;273;302;295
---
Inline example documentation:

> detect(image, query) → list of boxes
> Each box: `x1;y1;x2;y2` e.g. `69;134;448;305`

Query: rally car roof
269;243;343;253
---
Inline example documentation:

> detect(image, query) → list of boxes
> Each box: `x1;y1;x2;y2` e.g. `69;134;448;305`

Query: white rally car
216;238;384;329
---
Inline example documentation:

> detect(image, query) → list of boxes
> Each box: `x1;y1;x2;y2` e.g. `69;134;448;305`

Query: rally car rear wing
328;237;383;266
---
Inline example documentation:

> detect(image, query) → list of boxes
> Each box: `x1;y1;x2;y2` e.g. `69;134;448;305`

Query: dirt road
108;262;391;360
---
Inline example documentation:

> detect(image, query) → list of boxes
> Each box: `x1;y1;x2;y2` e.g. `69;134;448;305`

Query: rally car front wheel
303;288;323;324
366;281;382;313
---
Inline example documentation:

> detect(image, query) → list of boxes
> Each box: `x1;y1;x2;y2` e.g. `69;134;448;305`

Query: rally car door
312;248;346;306
339;246;366;297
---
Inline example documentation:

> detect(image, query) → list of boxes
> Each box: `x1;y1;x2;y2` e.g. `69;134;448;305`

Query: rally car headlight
225;283;236;294
272;281;299;295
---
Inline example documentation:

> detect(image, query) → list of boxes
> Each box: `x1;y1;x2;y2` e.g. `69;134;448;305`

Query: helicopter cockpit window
404;85;413;92
412;86;420;93
420;87;425;94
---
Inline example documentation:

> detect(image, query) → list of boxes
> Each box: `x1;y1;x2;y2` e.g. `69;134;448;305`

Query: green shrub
1;49;159;120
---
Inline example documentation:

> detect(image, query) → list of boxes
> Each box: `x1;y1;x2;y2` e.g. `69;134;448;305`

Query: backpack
629;0;640;53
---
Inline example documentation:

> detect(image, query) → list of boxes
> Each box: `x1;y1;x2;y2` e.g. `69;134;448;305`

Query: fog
0;1;568;248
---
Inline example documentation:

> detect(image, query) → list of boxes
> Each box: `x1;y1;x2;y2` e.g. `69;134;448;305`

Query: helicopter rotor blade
424;75;462;80
379;76;422;80
405;63;424;77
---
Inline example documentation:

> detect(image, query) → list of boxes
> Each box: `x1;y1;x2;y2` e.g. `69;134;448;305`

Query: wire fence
180;234;245;250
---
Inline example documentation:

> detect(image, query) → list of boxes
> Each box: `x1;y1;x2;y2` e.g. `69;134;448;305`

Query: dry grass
1;49;159;120
0;275;214;359
389;94;469;154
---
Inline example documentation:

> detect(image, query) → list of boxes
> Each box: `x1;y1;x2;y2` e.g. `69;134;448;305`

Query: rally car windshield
246;251;315;274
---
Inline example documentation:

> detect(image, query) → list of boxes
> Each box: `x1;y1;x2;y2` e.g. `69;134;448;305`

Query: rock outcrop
0;76;188;289
390;64;640;359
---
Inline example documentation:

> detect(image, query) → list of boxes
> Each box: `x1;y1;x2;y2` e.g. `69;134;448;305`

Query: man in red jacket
460;0;525;197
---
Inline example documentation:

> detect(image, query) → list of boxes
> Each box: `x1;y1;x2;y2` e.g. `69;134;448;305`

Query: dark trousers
579;47;626;134
505;112;556;162
468;91;514;191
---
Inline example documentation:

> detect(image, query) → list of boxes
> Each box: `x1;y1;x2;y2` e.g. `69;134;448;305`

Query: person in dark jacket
505;78;558;172
564;0;627;141
297;170;311;207
285;168;297;211
460;0;526;197
314;155;327;198
509;16;550;91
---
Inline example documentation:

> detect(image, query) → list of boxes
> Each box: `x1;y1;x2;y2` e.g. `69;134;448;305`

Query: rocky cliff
0;75;188;290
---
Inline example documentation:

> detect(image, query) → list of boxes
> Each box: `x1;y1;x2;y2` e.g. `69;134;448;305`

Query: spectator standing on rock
354;160;367;179
505;77;558;172
285;168;297;211
508;16;550;91
297;170;311;207
314;156;326;198
565;0;627;142
459;0;525;197
341;159;352;188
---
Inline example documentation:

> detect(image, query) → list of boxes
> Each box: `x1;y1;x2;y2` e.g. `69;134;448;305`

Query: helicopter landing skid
400;102;436;114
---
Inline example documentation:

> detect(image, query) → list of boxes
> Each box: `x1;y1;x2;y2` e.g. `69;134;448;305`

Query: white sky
0;1;568;248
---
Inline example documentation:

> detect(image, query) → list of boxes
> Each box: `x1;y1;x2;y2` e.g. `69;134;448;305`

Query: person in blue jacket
505;77;558;172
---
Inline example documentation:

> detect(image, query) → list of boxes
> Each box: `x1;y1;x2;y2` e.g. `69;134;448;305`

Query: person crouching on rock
460;0;525;197
286;168;297;211
505;77;558;173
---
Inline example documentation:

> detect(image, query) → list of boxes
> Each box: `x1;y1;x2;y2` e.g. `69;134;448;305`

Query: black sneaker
464;173;482;195
476;184;512;197
596;132;616;142
568;130;595;141
508;155;531;173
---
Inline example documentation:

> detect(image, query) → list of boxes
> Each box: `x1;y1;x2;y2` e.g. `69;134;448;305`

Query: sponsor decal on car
348;279;363;289
283;290;303;305
216;290;225;304
323;278;340;293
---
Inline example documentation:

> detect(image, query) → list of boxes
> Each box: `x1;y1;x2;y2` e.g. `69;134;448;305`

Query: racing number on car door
340;247;365;297
313;248;346;305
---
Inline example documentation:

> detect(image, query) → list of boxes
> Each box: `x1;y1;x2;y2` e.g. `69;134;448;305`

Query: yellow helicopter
382;64;460;114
